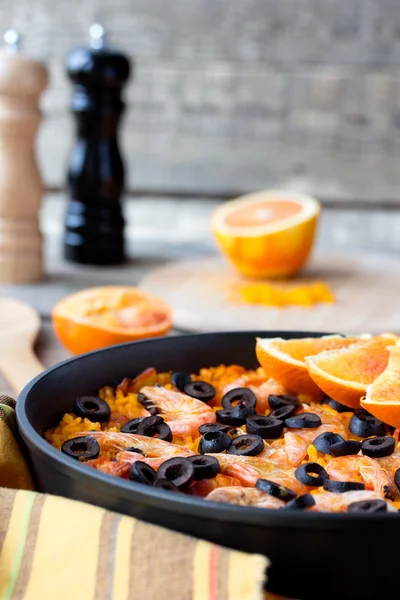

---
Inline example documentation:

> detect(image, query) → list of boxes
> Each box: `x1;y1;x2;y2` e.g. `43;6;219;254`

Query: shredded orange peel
232;280;335;309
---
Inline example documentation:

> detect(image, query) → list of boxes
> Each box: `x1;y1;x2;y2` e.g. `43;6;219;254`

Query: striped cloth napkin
0;395;272;600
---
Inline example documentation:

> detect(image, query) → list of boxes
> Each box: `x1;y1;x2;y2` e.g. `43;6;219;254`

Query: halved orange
255;335;362;397
361;345;400;428
306;335;398;409
210;189;321;279
52;286;172;355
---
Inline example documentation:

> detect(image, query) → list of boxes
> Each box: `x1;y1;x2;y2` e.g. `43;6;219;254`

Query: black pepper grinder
64;24;131;265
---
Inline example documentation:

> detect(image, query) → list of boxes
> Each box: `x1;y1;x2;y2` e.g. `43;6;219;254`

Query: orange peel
211;189;320;279
255;335;361;398
52;286;172;355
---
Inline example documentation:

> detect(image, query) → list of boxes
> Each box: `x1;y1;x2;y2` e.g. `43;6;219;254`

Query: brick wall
2;0;400;202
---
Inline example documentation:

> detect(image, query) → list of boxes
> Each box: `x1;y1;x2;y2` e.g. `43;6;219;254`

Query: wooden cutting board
139;252;400;334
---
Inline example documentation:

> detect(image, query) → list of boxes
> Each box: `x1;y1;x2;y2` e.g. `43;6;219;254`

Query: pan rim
16;330;400;528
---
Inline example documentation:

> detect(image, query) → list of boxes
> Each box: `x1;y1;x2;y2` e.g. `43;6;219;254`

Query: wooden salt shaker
0;31;48;283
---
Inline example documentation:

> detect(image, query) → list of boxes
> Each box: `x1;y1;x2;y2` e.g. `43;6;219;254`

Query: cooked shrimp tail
139;386;216;436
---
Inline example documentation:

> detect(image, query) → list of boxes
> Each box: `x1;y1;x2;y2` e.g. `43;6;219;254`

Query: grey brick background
1;0;400;202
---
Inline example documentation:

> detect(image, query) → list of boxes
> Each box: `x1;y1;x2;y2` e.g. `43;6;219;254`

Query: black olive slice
361;436;396;458
137;392;158;416
227;434;264;457
153;478;181;492
347;499;387;513
187;455;220;480
129;461;157;485
184;381;216;402
384;485;395;501
120;417;145;434
156;457;195;490
313;432;345;454
255;479;296;502
349;410;385;438
395;468;400;492
268;394;300;411
171;371;192;391
295;462;329;487
246;415;284;439
284;494;315;510
73;396;111;422
238;401;256;418
323;480;365;493
222;388;257;411
216;405;249;426
321;396;354;413
136;415;173;442
198;422;231;435
269;405;297;420
199;430;231;454
61;435;100;461
285;413;322;429
329;440;362;457
220;395;256;421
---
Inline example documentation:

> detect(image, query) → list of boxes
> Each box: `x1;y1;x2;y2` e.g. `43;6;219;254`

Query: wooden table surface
1;192;400;397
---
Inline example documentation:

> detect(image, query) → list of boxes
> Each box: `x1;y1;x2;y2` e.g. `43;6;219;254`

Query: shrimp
223;376;289;414
376;443;400;484
139;386;216;436
117;367;171;395
311;490;395;513
260;432;309;467
188;474;242;497
222;374;266;394
74;431;193;458
109;412;139;427
290;406;348;445
206;486;285;509
87;452;168;477
86;455;133;478
209;453;308;496
325;455;396;498
114;451;177;470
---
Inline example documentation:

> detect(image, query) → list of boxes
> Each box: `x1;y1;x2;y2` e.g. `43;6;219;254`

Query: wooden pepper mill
64;24;131;265
0;30;48;283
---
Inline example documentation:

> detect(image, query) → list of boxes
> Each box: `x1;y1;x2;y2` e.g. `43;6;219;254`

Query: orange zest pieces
361;345;400;428
306;335;398;409
255;335;361;397
52;286;172;355
234;280;335;309
210;189;320;279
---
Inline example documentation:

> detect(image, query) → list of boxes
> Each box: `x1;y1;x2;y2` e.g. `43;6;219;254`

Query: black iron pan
16;332;398;600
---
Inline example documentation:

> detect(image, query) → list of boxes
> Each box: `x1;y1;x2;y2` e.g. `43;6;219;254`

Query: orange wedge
361;345;400;428
306;335;398;409
255;335;361;397
210;189;321;279
52;286;172;355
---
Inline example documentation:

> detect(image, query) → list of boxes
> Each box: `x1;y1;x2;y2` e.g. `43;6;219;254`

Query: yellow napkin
0;396;34;491
0;395;271;600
